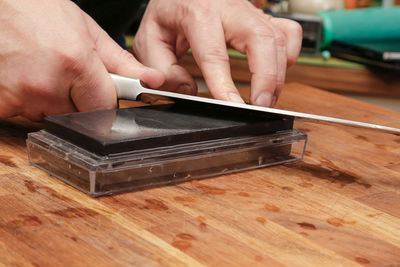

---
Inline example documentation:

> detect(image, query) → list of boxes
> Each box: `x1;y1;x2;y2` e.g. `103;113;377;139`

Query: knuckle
57;45;88;74
20;77;51;97
199;47;229;66
248;20;274;38
251;27;269;38
114;49;139;72
190;3;211;18
195;6;212;20
119;49;136;62
255;8;266;16
247;18;270;34
286;20;303;37
251;25;287;46
276;35;287;47
284;21;303;66
70;83;92;107
251;72;278;80
272;32;287;47
260;12;273;20
182;2;214;24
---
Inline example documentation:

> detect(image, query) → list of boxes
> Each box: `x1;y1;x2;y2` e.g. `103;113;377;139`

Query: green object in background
189;48;365;69
318;7;400;48
226;49;364;69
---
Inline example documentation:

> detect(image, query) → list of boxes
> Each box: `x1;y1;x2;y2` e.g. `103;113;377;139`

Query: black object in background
328;40;400;72
73;0;148;46
265;11;323;55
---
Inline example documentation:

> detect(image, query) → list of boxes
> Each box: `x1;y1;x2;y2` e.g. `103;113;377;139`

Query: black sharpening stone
44;102;293;156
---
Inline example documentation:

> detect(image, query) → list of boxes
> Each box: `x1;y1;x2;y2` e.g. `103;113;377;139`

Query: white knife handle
110;73;145;100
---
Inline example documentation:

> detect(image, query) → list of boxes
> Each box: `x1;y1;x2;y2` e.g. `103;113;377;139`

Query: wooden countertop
1;83;400;266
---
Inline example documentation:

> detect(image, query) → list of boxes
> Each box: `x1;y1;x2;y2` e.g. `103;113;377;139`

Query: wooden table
1;83;400;266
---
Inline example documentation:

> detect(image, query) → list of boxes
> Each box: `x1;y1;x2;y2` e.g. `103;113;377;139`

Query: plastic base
27;129;306;197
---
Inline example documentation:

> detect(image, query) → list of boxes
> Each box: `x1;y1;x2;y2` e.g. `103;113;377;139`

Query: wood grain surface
1;83;400;266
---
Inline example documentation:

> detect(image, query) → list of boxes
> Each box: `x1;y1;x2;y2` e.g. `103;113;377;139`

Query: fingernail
177;84;193;95
255;92;273;107
271;96;277;107
228;93;245;103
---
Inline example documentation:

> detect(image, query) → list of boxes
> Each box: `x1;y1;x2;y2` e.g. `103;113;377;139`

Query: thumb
70;53;117;112
84;14;165;89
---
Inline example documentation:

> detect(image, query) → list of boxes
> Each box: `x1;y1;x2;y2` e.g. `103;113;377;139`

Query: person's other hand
134;0;302;107
0;0;164;120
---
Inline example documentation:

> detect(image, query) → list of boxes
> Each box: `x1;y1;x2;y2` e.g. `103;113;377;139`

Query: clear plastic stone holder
27;129;306;197
26;105;307;197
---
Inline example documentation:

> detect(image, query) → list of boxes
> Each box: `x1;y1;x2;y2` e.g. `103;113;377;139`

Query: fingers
225;9;288;107
130;0;301;108
67;14;167;113
134;26;197;95
270;18;303;67
64;15;118;112
183;15;244;103
84;14;165;89
245;27;283;107
246;16;302;105
69;52;117;112
248;14;287;104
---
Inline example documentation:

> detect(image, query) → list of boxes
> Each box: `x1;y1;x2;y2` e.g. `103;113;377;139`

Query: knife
111;73;400;135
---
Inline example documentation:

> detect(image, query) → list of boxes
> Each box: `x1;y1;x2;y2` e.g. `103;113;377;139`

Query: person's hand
134;0;302;107
0;0;164;120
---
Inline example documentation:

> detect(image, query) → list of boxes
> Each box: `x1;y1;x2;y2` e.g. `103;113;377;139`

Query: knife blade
111;73;400;135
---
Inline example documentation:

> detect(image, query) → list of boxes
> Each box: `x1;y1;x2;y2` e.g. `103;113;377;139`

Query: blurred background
247;0;400;111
